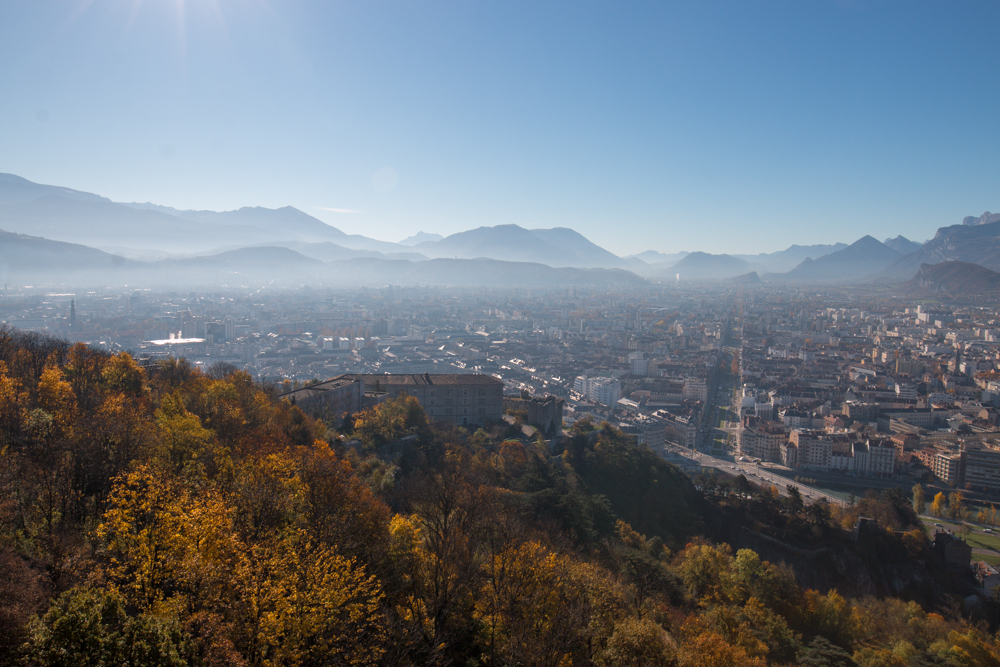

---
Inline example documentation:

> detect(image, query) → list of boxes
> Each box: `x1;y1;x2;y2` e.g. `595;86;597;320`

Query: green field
980;553;1000;566
965;531;1000;552
921;518;1000;553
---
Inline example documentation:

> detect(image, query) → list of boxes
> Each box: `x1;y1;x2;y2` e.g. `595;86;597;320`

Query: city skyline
1;1;998;256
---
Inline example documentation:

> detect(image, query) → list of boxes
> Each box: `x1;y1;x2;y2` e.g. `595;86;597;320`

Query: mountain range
777;236;903;283
879;218;1000;281
962;211;1000;226
900;261;1000;297
3;172;1000;290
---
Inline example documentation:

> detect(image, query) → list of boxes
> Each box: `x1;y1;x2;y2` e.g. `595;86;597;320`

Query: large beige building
278;375;366;418
279;372;506;428
359;373;505;427
739;422;788;463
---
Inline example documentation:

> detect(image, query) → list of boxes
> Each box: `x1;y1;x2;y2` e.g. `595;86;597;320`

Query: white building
683;377;708;402
589;378;622;405
631;357;649;377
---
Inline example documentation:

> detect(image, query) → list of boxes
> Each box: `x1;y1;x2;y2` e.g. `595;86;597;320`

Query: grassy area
965;532;1000;552
980;553;1000;566
920;518;1000;551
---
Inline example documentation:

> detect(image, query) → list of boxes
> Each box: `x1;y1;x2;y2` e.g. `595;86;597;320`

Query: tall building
588;377;622;405
683;377;708;401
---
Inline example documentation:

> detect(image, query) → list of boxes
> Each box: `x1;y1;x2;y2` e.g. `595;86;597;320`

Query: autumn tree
62;343;108;411
393;448;491;661
97;465;185;610
912;484;925;515
229;453;307;542
947;491;965;521
600;616;677;667
930;492;946;518
235;529;385;667
295;441;390;568
677;542;735;605
101;352;147;399
0;362;28;446
153;391;220;476
678;628;767;667
477;541;595;667
352;394;431;450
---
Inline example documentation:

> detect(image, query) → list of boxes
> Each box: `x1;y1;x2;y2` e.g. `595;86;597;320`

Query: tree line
0;326;998;666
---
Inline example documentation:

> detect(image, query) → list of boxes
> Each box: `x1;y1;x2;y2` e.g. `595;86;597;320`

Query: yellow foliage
0;362;28;442
101;352;147;398
930;492;947;518
36;364;76;433
236;529;385;667
678;629;767;667
97;465;184;609
154;391;223;475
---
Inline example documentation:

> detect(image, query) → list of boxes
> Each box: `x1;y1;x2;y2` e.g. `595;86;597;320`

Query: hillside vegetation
0;327;998;666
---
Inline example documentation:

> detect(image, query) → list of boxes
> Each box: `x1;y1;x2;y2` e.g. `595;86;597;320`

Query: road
665;444;848;507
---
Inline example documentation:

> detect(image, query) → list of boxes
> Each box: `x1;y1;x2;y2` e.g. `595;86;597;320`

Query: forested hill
1;326;999;666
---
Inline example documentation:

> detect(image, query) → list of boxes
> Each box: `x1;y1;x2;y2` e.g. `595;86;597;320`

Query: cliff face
901;261;1000;296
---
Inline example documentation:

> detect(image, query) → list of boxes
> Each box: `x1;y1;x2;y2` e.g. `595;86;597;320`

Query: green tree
352;395;431;450
154;391;220;475
21;586;189;667
600;617;677;667
785;485;804;516
798;636;857;667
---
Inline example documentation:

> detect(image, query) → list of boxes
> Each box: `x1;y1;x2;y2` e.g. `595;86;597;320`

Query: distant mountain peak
883;235;923;255
963;211;1000;226
399;231;443;246
779;234;901;283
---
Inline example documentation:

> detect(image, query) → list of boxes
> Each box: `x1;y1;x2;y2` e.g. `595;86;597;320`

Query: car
985;528;993;533
934;523;942;527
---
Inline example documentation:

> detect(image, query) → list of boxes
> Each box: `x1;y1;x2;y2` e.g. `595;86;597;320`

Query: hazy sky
1;1;998;256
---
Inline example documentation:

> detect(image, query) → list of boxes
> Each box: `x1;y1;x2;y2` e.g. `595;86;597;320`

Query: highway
664;444;848;507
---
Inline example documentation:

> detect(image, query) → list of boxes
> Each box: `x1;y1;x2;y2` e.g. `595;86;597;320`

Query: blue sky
1;1;998;256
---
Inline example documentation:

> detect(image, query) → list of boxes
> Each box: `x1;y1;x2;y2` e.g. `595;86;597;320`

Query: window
445;398;452;405
463;408;468;414
429;399;435;405
479;398;485;405
463;389;468;396
479;408;485;414
463;398;468;405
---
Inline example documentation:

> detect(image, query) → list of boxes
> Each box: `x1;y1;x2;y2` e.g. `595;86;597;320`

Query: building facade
359;373;505;426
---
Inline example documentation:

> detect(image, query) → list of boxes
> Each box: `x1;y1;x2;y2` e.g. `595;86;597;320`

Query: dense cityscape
9;281;1000;503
